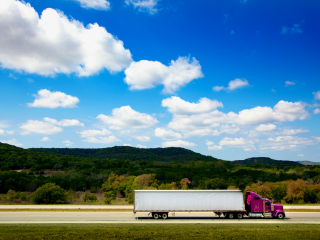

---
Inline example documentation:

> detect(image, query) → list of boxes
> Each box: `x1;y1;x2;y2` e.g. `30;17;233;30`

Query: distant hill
298;161;320;166
0;142;21;149
29;146;221;162
233;157;302;166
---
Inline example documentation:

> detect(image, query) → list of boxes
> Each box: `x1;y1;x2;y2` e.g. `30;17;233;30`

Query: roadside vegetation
1;142;320;204
0;224;320;240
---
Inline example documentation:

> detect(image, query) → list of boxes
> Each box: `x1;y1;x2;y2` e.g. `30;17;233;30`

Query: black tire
236;213;243;219
153;213;159;219
277;213;285;219
162;213;168;219
228;213;234;219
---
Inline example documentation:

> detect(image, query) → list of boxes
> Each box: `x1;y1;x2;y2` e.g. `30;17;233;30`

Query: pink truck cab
245;191;285;219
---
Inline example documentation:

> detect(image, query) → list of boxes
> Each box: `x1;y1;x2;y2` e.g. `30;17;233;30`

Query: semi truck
133;190;285;219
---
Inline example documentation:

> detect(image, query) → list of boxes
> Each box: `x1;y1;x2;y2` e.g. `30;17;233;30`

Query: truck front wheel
277;213;285;219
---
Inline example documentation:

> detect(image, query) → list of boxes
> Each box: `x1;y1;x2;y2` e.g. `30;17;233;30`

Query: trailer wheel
236;213;243;219
153;213;159;219
227;213;234;219
277;213;285;219
162;213;168;219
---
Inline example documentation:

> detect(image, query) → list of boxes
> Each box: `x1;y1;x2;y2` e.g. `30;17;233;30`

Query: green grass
0;224;319;239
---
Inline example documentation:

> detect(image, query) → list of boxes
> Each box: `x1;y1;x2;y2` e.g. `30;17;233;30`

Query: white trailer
134;190;245;219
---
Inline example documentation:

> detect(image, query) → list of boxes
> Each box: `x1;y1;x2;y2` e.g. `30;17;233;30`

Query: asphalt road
0;212;319;224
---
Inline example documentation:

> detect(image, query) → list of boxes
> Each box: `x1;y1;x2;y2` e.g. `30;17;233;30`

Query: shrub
13;199;21;203
104;191;116;204
31;183;67;204
6;190;16;202
19;192;28;201
87;194;97;202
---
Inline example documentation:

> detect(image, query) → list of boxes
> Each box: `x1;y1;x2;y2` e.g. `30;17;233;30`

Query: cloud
281;24;302;34
313;91;320;100
220;124;240;134
78;128;112;138
161;140;197;148
0;138;22;147
125;0;159;14
313;137;320;142
6;130;14;135
97;106;158;129
164;98;309;133
281;129;310;135
27;89;79;108
219;137;256;151
124;57;203;94
314;108;320;114
155;128;182;140
20;117;84;135
83;136;120;144
43;117;84;127
162;96;223;115
260;136;314;151
123;143;132;146
41;137;50;142
0;129;5;135
297;154;304;157
0;0;132;76
137;144;147;148
213;79;249;92
20;120;63;135
208;145;223;151
133;136;151;142
62;140;73;147
285;81;295;86
183;129;221;138
255;124;277;132
206;140;223;150
74;0;110;10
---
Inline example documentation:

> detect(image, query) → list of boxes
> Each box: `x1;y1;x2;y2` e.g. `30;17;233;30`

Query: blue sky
1;0;320;161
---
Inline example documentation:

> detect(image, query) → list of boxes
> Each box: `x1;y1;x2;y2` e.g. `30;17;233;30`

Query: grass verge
0;224;319;239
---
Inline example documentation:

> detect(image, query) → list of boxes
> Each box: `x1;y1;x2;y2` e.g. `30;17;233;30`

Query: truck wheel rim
154;214;159;219
278;213;284;219
229;213;234;219
237;214;243;219
162;214;167;219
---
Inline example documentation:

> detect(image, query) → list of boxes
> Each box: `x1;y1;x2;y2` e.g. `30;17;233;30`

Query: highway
0;212;319;224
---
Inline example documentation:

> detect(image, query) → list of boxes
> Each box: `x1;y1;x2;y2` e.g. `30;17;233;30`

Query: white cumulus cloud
255;124;277;132
20;120;63;135
137;144;147;148
260;136;314;151
213;79;249;92
0;129;5;135
97;106;158;129
0;0;132;76
124;57;203;94
161;140;196;148
78;128;112;138
0;138;22;146
219;137;256;151
43;117;84;127
41;136;50;142
20;117;84;135
313;91;320;100
75;0;110;10
281;129;310;135
155;128;182;140
27;89;79;108
62;140;73;147
314;108;320;114
162;96;223;115
133;136;151;142
125;0;159;14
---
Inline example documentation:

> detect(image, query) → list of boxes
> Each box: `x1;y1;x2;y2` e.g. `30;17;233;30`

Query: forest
0;142;320;204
